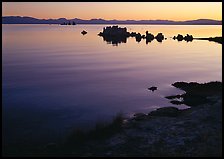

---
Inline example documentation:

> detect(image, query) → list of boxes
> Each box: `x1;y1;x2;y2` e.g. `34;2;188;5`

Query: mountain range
2;16;222;25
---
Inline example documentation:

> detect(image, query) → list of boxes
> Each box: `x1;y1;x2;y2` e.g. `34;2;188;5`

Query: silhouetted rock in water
60;22;67;25
100;26;129;37
148;107;181;117
170;100;184;105
81;30;87;35
165;94;183;99
166;81;222;106
98;26;130;45
148;86;157;92
184;34;193;42
98;32;103;36
60;21;76;25
176;34;184;41
135;33;142;42
130;32;137;37
194;37;222;44
146;40;151;44
145;31;154;43
173;34;193;42
155;33;164;42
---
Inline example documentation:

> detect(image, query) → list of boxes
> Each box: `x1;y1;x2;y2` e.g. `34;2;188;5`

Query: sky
2;2;222;21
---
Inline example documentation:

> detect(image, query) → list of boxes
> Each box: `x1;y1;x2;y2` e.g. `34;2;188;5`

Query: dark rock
98;26;130;45
61;21;76;25
81;30;87;35
148;107;180;117
145;31;154;43
170;100;184;105
165;94;183;99
101;26;128;37
176;34;184;41
135;33;142;42
174;34;193;42
98;32;103;36
184;34;193;42
155;33;164;42
148;86;157;92
130;32;137;37
141;35;146;39
170;81;222;106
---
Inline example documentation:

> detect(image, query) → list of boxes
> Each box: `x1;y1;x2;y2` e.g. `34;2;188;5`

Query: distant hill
2;16;222;25
2;16;69;24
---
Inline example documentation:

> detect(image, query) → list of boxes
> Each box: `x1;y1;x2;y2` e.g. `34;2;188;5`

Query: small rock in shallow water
81;30;87;35
170;100;184;105
148;86;157;92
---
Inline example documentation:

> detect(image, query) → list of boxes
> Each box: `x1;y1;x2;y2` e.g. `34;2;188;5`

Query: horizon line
2;15;222;22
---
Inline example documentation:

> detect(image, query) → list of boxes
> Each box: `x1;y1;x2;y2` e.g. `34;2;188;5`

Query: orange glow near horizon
2;2;222;21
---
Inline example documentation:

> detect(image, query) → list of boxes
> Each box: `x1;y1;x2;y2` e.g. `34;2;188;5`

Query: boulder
130;32;137;37
148;86;157;92
170;100;183;105
135;33;142;42
145;31;154;42
176;34;184;41
184;34;193;42
81;30;87;35
155;33;164;42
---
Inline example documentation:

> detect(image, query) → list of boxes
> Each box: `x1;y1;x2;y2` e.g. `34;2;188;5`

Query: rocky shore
46;81;222;157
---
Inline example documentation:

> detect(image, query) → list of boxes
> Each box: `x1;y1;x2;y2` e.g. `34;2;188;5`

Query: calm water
2;24;222;149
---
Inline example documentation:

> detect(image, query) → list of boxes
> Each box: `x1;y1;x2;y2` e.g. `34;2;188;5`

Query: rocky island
98;26;165;45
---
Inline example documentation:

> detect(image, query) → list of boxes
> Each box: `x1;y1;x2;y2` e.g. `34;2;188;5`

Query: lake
2;24;222;151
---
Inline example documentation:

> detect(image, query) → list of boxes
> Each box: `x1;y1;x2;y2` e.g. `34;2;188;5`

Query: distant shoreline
2;16;222;25
2;23;222;25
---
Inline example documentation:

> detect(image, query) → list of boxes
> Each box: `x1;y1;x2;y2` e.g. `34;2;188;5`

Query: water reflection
102;35;127;46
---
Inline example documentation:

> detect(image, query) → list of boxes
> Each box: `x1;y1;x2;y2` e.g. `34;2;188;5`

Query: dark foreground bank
4;81;222;157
